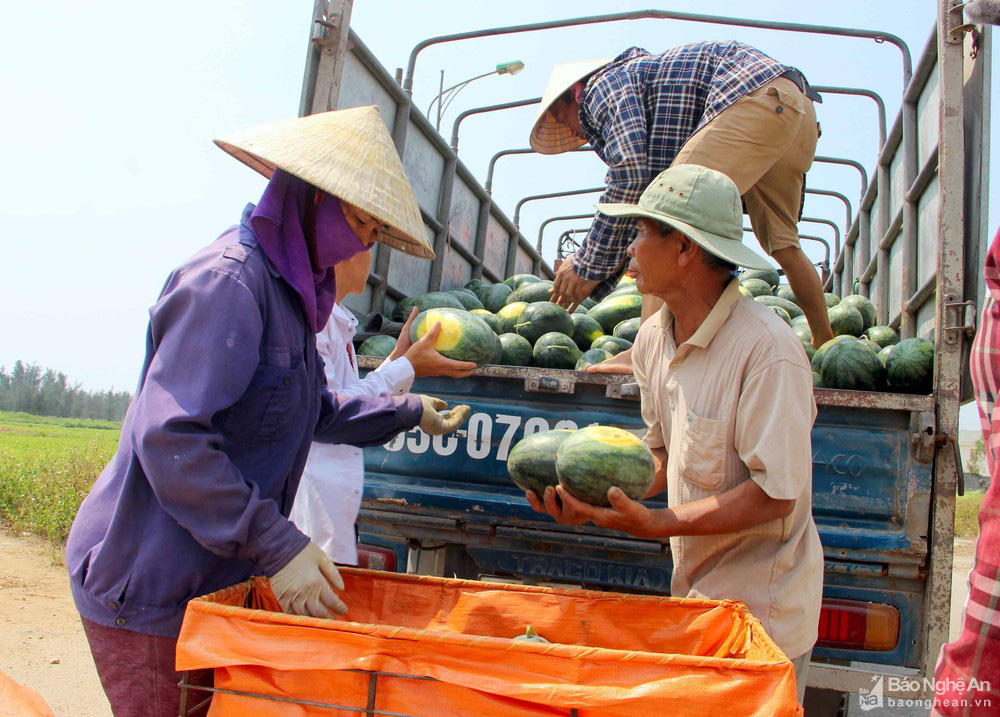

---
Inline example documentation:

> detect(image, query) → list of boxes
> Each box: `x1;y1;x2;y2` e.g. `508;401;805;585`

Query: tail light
816;598;899;651
355;544;397;572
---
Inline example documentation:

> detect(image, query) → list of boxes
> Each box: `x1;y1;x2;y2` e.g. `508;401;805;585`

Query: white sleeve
339;357;415;398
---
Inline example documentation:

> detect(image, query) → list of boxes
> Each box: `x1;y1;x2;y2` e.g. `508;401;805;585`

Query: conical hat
530;58;610;155
215;106;433;259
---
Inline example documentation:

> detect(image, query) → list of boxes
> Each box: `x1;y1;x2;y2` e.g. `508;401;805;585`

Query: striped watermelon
589;294;643;333
886;338;934;394
824;293;841;308
507;281;554;305
820;338;887;392
555;426;655;506
741;278;773;297
507;429;575;497
496;301;528;333
865;325;899;347
841;294;876;331
392;291;465;320
755;295;804;319
410;308;500;366
828;303;864;337
613;317;641;342
515;302;574;345
571;313;605;351
739;268;780;289
532;332;581;369
470;309;501;334
498;333;533;366
591;336;632;355
448;289;485;311
576;348;613;370
357;335;396;358
503;273;543;290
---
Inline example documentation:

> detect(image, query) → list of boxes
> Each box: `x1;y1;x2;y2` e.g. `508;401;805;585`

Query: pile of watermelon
507;424;655;506
358;274;643;370
739;269;935;395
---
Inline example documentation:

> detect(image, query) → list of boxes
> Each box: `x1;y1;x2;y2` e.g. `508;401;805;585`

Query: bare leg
772;246;833;348
586;295;664;375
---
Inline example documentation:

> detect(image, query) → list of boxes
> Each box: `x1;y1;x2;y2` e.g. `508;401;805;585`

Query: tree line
0;361;131;422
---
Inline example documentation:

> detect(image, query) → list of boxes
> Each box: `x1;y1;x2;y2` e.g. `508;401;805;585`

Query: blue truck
299;2;991;712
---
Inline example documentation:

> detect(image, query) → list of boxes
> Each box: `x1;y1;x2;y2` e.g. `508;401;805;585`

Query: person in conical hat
530;41;834;373
65;106;470;717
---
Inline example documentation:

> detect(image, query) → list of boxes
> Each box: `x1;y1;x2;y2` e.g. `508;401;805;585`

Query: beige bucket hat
529;58;610;154
215;106;433;259
597;165;774;271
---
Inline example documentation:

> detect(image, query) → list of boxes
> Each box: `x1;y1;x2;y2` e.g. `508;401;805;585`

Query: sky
0;1;990;428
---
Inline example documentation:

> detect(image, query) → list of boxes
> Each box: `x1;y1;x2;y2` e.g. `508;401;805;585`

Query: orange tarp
0;670;55;717
176;569;801;716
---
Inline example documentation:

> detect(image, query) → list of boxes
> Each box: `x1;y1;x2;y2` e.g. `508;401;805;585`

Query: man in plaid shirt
530;41;834;358
932;227;1000;716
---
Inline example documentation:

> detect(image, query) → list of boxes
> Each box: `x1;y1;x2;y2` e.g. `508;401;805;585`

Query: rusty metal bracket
943;293;976;345
935;432;966;496
605;382;641;400
911;411;937;464
312;17;340;53
524;375;575;394
947;1;976;45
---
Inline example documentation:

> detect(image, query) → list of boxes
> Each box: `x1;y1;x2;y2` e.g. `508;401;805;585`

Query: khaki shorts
672;76;819;254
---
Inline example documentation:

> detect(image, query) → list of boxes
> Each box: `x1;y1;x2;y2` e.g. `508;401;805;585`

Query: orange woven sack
176;569;801;716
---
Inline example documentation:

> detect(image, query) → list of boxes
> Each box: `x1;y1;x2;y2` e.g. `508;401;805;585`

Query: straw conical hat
215;106;433;259
530;58;610;155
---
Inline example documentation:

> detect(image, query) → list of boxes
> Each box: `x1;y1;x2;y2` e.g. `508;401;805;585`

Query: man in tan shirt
527;164;824;703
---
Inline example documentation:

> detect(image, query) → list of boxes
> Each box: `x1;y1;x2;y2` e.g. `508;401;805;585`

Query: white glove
268;541;347;618
418;395;471;436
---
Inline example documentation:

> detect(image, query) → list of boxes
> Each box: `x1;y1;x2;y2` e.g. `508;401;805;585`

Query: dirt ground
0;528;109;717
0;528;982;717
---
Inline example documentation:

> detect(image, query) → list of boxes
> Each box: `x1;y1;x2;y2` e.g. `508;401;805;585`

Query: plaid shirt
933;227;1000;716
576;42;788;298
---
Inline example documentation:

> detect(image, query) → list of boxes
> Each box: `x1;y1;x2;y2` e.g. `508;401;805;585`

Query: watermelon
754;295;804;319
448;289;485;311
607;284;641;299
589;293;643;333
532;332;582;369
741;278;773;298
515;302;575;345
392;291;465;321
841;294;876;332
811;335;855;372
571;313;605;351
470;308;501;334
886;337;934;394
792;322;812;345
791;314;809;326
475;283;514;312
616;275;636;288
465;278;484;291
824;293;841;308
576;348;613;370
877;344;896;368
357;334;396;358
591;336;632;355
573;305;590;314
507;281;554;305
865;325;899;347
581;297;598;310
498;333;533;366
820;338;887;392
802;342;816;362
555;426;655;507
828;303;864;337
507;429;575;497
739;268;780;289
503;273;542;290
496;302;528;333
812;370;824;388
738;285;753;298
770;306;792;325
777;287;799;305
613;317;641;342
409;308;500;366
860;337;882;354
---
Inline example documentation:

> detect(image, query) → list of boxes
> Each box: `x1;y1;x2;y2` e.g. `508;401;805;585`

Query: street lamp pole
426;60;525;131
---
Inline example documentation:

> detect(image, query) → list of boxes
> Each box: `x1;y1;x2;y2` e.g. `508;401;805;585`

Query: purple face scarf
250;169;367;333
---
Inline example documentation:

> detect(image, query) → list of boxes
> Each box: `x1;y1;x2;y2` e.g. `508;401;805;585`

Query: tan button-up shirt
633;279;824;659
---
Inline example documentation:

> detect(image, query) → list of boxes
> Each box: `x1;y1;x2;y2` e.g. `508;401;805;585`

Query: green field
0;411;119;542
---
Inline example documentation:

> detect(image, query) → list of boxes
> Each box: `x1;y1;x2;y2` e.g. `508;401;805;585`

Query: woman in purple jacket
65;107;468;717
